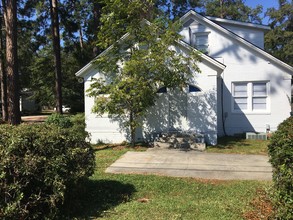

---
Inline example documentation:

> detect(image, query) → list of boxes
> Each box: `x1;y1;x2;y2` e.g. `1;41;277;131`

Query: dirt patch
243;189;273;220
21;115;49;123
94;145;148;151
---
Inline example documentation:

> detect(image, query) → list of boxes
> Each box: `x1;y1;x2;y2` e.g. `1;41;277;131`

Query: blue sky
245;0;280;24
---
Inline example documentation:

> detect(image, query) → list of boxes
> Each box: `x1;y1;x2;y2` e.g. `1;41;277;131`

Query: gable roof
206;16;271;31
180;10;293;74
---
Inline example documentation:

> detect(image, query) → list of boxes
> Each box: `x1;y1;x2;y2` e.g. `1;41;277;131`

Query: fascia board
177;40;226;71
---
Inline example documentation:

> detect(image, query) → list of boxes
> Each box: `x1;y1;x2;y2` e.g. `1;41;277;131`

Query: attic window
193;32;210;54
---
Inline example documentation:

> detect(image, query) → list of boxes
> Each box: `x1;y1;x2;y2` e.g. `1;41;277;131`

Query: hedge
268;116;293;219
0;124;95;219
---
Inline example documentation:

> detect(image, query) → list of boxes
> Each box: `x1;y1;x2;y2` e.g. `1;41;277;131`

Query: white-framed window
193;32;210;54
232;81;270;113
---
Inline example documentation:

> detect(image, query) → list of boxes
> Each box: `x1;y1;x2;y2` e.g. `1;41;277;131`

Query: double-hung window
232;82;269;113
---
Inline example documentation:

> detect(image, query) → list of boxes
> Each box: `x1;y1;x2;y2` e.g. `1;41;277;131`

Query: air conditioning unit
246;132;267;140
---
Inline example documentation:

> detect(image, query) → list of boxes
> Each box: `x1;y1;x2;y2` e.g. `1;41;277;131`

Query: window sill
232;111;271;115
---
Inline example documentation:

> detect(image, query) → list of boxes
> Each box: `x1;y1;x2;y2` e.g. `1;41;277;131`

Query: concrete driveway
106;148;272;180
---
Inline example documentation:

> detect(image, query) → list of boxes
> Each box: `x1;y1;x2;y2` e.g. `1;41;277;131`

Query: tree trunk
130;111;135;147
220;0;224;19
2;0;20;125
92;1;102;57
50;0;62;114
79;26;84;49
0;11;8;121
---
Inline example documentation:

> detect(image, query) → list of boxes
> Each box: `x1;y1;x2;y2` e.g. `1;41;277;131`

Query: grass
61;144;272;219
207;136;269;155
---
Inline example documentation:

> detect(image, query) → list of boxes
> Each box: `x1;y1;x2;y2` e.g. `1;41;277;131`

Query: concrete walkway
106;148;272;180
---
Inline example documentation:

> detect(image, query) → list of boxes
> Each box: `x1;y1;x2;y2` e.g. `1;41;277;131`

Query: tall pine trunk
0;10;8;121
92;1;102;57
2;0;20;125
50;0;62;114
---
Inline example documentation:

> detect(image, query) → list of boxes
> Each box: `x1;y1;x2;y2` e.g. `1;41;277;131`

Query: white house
76;10;293;145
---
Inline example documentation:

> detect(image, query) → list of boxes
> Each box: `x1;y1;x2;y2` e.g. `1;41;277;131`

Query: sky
245;0;280;24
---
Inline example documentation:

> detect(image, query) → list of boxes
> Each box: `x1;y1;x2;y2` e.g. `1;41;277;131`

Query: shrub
268;116;293;219
45;113;73;128
70;113;89;140
0;124;95;219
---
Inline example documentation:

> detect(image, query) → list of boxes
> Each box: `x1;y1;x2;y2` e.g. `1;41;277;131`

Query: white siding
181;15;291;136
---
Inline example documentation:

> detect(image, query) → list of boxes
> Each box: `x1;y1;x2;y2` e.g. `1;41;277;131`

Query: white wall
83;47;220;145
180;15;292;137
83;69;127;144
142;62;219;145
212;23;265;49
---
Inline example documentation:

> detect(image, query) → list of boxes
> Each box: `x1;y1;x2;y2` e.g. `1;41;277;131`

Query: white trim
231;81;271;114
177;40;226;72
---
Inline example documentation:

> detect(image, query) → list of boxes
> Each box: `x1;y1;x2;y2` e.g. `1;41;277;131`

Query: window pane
234;84;247;97
234;98;247;110
189;85;201;92
253;83;266;96
253;97;266;110
196;35;208;46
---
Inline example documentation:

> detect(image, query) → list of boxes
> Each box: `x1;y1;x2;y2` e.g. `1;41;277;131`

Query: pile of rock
152;131;206;151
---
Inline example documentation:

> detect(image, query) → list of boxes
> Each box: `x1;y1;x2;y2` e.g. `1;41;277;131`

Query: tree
0;9;8;121
156;0;202;19
2;0;20;125
88;0;200;146
49;0;62;114
265;0;293;66
201;0;263;23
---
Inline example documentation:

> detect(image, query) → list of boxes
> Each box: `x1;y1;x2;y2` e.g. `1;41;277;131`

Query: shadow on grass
60;179;136;219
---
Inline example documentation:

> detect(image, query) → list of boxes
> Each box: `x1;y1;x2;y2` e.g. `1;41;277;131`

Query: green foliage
70;113;89;140
0;124;95;219
45;113;73;128
201;0;263;23
268;116;293;219
265;0;293;66
89;0;200;145
46;113;89;140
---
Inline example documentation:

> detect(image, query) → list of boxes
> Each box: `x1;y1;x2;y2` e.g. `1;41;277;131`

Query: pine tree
2;0;20;125
0;9;8;121
50;0;62;114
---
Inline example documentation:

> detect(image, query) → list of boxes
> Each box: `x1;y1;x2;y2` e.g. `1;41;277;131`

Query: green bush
268;116;293;219
45;113;73;128
70;113;89;140
0;124;95;219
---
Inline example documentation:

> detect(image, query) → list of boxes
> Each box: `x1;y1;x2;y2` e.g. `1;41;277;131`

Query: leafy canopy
201;0;263;23
265;0;293;66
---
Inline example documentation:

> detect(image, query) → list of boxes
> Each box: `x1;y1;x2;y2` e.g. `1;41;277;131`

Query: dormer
180;19;211;54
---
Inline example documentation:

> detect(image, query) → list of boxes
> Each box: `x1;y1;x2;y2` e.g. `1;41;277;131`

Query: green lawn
207;136;269;155
62;144;272;219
